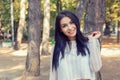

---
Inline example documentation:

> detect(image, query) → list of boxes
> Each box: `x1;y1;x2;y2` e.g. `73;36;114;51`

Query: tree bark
117;21;120;43
56;0;62;14
75;0;88;22
41;0;50;55
0;14;1;28
24;0;41;79
84;0;106;34
14;0;26;50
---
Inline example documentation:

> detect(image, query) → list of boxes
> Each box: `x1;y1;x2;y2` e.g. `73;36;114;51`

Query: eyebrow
61;23;67;25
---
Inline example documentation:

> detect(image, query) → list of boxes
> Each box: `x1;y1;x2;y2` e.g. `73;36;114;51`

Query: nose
68;24;72;29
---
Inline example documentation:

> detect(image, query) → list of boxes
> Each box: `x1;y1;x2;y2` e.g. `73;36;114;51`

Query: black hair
52;10;89;70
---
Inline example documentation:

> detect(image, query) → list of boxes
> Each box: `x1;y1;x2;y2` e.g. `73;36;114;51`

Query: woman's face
60;17;77;40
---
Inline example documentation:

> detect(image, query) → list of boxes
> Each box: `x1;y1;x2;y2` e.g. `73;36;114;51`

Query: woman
49;10;101;80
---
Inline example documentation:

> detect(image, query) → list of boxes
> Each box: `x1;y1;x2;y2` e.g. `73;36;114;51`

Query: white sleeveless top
49;41;95;80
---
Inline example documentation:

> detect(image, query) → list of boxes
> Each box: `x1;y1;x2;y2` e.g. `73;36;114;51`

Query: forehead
60;17;71;24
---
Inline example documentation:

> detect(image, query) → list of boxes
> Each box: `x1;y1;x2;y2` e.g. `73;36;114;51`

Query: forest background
0;0;120;80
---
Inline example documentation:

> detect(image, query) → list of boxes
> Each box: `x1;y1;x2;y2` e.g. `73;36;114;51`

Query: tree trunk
41;0;50;55
0;14;1;28
83;0;106;80
24;0;41;79
56;0;62;14
84;0;105;34
14;0;26;50
117;21;120;43
75;0;87;22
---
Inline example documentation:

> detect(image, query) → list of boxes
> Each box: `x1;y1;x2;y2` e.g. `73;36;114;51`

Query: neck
69;37;76;41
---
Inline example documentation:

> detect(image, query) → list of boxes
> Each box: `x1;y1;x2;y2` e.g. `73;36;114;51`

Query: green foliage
14;0;20;21
0;0;27;32
106;0;120;22
0;0;11;29
4;39;12;42
62;0;77;11
50;0;57;11
50;38;55;44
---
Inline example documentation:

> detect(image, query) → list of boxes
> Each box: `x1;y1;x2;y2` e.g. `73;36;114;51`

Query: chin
68;36;76;40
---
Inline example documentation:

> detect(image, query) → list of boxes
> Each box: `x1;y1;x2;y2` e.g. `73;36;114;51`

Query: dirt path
0;44;51;80
0;45;27;80
0;36;120;80
101;48;120;80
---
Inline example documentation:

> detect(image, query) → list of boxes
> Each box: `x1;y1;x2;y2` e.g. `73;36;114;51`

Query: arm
87;36;102;72
87;31;102;72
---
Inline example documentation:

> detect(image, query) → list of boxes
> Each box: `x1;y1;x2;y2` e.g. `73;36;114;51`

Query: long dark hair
52;10;89;70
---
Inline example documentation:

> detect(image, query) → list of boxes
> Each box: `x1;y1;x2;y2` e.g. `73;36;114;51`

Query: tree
106;0;120;22
56;0;62;14
117;17;120;43
24;0;41;79
0;14;1;28
14;0;26;50
84;0;106;33
75;0;106;33
0;0;10;31
41;0;50;55
75;0;87;22
75;0;87;31
106;0;120;43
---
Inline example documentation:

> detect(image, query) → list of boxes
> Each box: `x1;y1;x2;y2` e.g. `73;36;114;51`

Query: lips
68;30;75;34
68;31;74;34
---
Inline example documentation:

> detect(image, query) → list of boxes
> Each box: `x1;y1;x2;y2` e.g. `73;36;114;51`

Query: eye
61;24;67;28
70;21;74;24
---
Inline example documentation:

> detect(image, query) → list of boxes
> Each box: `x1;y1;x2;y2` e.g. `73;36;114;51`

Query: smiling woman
49;10;101;80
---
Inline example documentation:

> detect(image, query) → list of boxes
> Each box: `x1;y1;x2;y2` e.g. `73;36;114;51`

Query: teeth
68;31;74;34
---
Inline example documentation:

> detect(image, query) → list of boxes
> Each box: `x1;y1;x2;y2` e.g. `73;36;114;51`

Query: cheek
61;28;68;35
75;27;77;31
74;25;77;29
74;26;77;31
61;28;66;33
